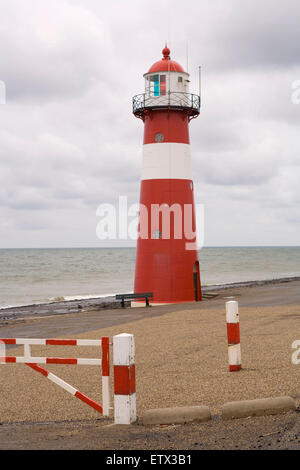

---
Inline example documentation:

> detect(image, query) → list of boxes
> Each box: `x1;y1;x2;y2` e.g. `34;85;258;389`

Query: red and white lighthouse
133;45;202;303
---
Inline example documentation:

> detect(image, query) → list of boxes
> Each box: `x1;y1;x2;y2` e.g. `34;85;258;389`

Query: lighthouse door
193;262;200;301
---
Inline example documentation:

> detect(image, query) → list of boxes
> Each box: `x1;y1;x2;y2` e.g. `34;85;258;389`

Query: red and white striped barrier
226;301;242;372
113;333;136;425
0;338;103;365
0;333;136;424
0;336;110;417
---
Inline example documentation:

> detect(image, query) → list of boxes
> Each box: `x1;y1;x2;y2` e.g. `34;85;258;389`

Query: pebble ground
1;302;300;424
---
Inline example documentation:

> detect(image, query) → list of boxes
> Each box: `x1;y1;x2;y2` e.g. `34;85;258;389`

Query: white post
0;340;6;364
226;301;242;372
113;333;136;424
24;343;31;360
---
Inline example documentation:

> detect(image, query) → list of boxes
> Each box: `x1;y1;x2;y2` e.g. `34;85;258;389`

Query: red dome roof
147;45;185;74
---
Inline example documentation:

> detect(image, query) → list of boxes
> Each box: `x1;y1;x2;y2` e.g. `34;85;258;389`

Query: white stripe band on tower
142;143;192;180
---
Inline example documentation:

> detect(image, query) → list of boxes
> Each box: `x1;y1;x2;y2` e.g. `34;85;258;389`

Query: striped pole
0;338;103;346
226;301;242;372
1;356;102;365
101;337;110;416
0;339;5;364
113;333;136;424
0;338;103;365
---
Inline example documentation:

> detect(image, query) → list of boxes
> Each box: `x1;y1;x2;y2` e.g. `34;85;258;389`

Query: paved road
1;411;300;450
1;280;300;340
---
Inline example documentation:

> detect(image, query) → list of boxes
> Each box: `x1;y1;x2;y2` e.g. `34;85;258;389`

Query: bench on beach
115;292;153;308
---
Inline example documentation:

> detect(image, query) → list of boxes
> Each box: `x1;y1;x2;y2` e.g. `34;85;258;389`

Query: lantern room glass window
146;74;167;97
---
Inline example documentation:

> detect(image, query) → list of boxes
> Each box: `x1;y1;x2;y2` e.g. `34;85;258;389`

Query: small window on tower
149;75;166;97
153;75;159;96
178;76;183;83
160;75;166;96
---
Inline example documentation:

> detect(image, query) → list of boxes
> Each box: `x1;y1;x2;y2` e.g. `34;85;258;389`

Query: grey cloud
0;0;300;247
0;0;115;101
186;0;300;71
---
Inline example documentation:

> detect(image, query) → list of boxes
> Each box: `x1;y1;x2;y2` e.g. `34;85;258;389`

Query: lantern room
144;46;190;101
133;45;200;120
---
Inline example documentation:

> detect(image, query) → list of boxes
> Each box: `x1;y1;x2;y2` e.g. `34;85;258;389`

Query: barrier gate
0;333;136;425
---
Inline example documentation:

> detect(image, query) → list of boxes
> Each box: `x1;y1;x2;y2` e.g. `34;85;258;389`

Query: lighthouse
133;45;202;303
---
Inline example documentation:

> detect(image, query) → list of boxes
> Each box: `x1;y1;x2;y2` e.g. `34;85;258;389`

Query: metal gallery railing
132;92;201;118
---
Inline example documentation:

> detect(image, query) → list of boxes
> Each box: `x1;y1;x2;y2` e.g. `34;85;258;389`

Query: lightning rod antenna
199;66;202;105
186;40;189;73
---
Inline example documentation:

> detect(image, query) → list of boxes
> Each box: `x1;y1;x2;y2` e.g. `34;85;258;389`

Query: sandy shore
1;280;300;448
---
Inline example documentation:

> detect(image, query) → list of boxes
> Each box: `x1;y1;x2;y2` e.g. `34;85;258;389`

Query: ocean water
0;247;300;309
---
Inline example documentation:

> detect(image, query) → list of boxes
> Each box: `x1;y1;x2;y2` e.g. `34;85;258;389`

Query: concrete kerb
140;406;212;425
221;396;296;420
139;396;297;426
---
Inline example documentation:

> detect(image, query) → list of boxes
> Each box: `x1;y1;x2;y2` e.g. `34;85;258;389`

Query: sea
0;247;300;310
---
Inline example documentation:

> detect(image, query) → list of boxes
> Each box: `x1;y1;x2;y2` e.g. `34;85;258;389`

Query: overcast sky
0;0;299;248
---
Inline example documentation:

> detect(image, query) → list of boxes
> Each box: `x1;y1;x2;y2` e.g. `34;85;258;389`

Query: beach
1;279;300;449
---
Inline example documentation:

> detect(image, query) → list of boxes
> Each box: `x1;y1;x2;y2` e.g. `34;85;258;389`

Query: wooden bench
115;292;153;308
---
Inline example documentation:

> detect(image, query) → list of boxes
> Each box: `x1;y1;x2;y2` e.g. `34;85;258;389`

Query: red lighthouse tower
133;45;202;303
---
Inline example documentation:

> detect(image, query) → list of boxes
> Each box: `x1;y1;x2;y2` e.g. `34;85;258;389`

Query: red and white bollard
101;337;110;416
226;300;242;372
113;333;136;424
